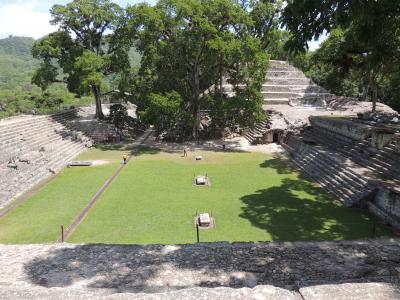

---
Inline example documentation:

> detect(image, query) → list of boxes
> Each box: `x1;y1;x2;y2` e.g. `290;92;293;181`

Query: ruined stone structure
0;107;119;210
282;117;400;229
238;60;400;230
243;60;398;145
243;60;331;143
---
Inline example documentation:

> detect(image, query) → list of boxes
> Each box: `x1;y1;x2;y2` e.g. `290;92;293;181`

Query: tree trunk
361;78;369;101
219;60;223;95
92;85;104;120
191;64;200;139
371;78;378;113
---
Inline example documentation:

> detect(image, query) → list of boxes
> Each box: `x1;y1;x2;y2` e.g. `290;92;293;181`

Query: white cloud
0;3;58;39
0;0;155;39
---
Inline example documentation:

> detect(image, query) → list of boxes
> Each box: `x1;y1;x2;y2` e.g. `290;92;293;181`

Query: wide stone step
267;70;307;78
0;125;71;151
2;140;83;185
263;99;290;105
267;78;315;85
263;92;301;99
314;127;398;175
0;110;77;136
306;127;400;180
293;153;368;206
0;117;70;142
301;150;370;193
262;84;323;93
0;141;85;207
287;138;370;198
292;157;354;205
0;131;75;164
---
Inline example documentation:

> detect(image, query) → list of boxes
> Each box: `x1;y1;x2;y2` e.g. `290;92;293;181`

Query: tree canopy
31;0;129;119
122;0;269;138
282;0;400;112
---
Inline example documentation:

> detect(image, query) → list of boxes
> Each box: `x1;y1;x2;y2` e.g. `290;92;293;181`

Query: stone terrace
282;116;400;229
222;60;331;106
0;110;88;210
0;239;399;299
0;107;118;210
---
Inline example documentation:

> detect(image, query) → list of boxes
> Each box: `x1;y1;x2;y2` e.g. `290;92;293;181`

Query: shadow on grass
94;144;133;151
259;156;298;174
21;153;399;294
133;146;162;156
239;164;391;241
140;137;250;154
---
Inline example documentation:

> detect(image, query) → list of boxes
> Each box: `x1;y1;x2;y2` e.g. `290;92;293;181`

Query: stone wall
310;116;371;141
310;116;399;150
369;186;400;229
288;116;400;229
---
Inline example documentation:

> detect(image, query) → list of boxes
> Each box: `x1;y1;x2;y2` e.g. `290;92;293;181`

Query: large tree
282;0;400;112
124;0;269;138
31;0;129;119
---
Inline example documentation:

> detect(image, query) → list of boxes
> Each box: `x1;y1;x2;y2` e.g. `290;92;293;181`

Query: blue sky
0;0;326;50
0;0;155;39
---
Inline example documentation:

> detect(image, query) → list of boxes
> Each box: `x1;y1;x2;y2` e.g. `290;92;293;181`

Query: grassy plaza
0;147;392;244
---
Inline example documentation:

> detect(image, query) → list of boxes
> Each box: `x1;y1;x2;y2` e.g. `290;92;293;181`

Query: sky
0;0;326;50
0;0;154;39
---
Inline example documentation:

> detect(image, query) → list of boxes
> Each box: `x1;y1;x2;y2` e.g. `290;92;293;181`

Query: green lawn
67;149;392;244
0;148;129;243
0;147;392;244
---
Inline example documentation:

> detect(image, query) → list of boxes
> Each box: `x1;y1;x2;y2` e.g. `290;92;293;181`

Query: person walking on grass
123;154;128;164
183;147;188;157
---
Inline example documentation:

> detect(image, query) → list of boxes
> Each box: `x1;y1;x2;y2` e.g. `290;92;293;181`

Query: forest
0;0;398;133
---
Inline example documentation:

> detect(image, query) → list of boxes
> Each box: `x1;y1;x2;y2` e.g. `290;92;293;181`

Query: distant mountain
0;36;38;90
0;35;141;118
0;36;35;57
0;35;141;91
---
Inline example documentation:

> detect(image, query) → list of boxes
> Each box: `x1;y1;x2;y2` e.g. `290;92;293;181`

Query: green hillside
0;36;141;119
0;36;38;90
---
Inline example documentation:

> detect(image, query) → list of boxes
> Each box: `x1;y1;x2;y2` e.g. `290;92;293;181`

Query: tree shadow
94;144;133;151
259;156;298;174
239;177;389;241
22;239;400;294
140;138;250;154
133;146;162;156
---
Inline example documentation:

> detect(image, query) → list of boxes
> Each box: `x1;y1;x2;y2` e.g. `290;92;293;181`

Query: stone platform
0;239;399;299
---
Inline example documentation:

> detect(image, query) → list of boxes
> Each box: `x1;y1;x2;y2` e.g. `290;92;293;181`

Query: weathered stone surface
300;282;400;300
0;285;301;300
285;115;400;228
0;239;399;299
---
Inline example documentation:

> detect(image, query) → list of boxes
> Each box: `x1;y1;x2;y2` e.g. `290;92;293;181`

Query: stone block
199;213;211;226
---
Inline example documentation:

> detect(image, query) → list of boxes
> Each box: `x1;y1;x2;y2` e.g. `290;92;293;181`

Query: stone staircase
0;110;90;209
241;60;331;143
263;61;330;105
302;126;400;181
244;120;269;143
263;61;331;105
283;136;375;207
222;60;330;107
282;116;400;228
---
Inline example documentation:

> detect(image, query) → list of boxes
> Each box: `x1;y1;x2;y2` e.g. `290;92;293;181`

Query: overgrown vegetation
1;0;399;123
0;36;93;118
0;33;140;119
283;0;400;113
